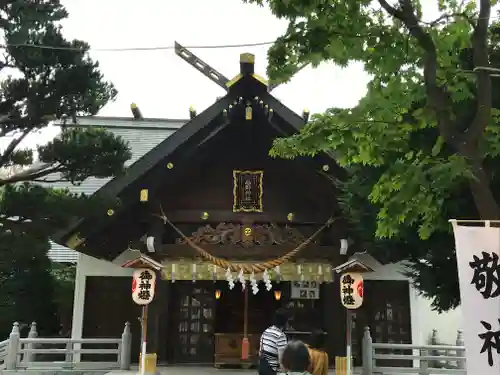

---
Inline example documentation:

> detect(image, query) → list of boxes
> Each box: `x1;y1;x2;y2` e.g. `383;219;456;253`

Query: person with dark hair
258;308;289;375
281;340;312;374
306;329;328;375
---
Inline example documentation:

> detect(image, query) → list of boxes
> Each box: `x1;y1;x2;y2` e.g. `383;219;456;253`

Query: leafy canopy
245;0;498;237
0;0;131;332
242;0;500;311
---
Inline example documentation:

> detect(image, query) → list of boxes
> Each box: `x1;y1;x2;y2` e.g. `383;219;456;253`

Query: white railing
0;339;9;368
1;321;132;371
361;327;467;375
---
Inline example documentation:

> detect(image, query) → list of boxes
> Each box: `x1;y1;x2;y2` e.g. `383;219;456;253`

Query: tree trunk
468;162;500;219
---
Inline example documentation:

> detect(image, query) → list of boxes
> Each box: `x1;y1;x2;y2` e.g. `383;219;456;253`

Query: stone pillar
120;322;132;370
23;322;38;363
456;330;465;369
5;322;20;370
361;326;373;375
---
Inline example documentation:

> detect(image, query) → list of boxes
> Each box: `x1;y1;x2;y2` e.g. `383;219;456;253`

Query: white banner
451;222;500;375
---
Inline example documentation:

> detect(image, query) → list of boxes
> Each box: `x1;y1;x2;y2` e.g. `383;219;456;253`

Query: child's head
309;329;325;350
281;340;311;372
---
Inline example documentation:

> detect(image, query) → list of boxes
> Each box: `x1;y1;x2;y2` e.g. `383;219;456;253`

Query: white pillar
71;254;87;363
408;282;421;368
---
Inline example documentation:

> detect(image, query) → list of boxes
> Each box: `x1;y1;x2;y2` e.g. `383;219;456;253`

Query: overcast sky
2;0;447;150
59;0;371;119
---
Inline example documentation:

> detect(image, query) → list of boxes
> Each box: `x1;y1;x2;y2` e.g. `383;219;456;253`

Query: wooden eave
54;96;232;247
54;75;346;259
332;259;375;274
121;253;164;270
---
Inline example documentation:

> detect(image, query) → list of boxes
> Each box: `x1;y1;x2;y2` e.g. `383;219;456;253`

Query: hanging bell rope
154;204;336;273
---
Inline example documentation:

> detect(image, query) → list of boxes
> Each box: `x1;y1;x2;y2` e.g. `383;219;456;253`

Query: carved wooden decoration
233;170;263;212
176;223;309;248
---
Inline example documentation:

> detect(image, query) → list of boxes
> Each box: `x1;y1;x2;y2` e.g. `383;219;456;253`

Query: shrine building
49;49;463;366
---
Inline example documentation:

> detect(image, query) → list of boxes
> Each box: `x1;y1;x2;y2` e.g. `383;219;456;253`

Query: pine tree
0;0;131;336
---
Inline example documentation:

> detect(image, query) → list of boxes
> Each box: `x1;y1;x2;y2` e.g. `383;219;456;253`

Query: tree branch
32;178;70;183
0;216;35;234
0;61;16;72
465;0;492;151
0;163;62;186
424;13;475;28
378;0;459;148
0;128;31;168
378;0;402;18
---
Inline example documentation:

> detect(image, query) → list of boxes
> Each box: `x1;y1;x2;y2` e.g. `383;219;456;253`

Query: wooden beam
156;209;333;224
157;244;341;262
174;41;230;90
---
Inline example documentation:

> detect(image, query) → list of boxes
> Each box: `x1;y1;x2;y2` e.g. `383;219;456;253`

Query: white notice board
290;281;320;299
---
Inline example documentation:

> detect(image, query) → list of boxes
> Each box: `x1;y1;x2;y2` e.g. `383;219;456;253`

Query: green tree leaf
246;0;500;311
0;0;131;333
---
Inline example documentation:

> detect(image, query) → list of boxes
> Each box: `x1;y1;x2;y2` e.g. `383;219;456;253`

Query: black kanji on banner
478;319;500;367
342;274;355;306
138;270;153;301
469;251;500;299
469;250;500;367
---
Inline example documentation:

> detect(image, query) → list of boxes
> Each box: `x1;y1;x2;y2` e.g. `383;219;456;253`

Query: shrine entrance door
172;282;215;363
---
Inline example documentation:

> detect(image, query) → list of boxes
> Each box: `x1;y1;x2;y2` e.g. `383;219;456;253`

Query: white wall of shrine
361;258;464;347
70;253;133;362
70;253;464;362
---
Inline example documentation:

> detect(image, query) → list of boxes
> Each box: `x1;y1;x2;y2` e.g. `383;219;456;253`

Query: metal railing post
5;322;20;370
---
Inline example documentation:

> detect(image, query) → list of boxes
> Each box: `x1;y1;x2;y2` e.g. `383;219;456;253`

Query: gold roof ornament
302;109;310;123
130;103;143;120
189;105;197;119
240;53;255;64
140;189;149;202
66;232;85;249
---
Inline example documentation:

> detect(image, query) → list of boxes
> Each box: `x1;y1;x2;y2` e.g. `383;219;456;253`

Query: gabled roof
47;117;187;263
91;95;234;199
55;53;345;254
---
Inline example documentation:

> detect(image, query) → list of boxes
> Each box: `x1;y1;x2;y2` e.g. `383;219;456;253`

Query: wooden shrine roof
53;53;347;260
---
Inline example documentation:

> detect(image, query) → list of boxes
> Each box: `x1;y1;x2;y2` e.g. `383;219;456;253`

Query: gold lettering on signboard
232;170;263;212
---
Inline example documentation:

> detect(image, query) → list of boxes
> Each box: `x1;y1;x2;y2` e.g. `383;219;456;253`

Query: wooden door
352;280;412;367
174;282;215;363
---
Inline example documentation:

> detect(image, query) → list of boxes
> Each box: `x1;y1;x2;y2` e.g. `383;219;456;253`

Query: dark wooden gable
55;54;347;261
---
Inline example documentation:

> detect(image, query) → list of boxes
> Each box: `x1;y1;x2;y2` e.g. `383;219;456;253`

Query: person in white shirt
259;308;289;375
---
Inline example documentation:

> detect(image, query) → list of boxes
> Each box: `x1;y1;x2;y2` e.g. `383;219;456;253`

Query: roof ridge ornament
174;41;230;91
240;53;255;75
175;40;287;93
